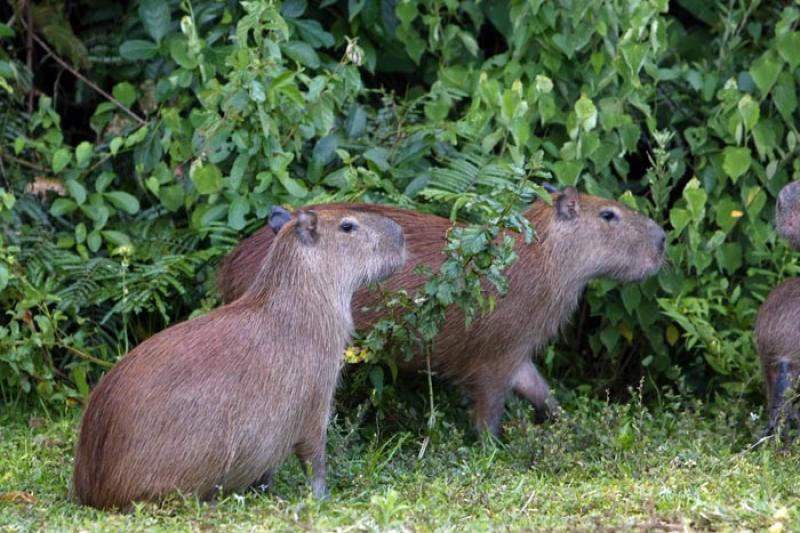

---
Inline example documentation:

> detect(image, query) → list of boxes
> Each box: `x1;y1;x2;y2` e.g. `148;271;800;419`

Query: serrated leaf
722;146;751;182
139;0;171;43
749;51;782;96
190;161;222;194
776;31;800;71
160;184;184;212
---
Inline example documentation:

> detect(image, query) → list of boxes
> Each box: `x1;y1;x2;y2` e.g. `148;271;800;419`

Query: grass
1;388;798;532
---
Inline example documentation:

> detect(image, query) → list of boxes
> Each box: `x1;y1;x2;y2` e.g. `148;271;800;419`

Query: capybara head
267;205;407;291
777;181;800;250
547;187;666;283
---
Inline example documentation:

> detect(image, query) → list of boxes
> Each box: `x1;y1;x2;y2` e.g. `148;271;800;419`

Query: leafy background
0;0;798;413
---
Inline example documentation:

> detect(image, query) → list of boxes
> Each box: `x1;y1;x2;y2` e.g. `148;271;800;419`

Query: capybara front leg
470;382;511;437
511;359;560;422
295;440;328;499
764;359;796;439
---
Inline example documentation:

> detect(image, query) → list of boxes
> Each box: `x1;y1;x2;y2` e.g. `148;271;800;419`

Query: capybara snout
777;181;800;250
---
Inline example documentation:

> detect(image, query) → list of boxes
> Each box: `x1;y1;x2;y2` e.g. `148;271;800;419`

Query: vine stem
417;346;437;460
20;19;148;126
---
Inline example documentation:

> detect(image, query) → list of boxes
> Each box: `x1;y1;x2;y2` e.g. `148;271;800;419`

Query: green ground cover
1;394;797;531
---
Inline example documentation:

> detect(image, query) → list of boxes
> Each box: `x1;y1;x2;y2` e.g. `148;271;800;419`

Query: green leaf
139;0;171;44
112;82;137;108
749;51;782;96
773;73;797;123
75;141;93;168
553;160;583;185
0;22;15;38
776;31;800;71
363;147;391;172
87;230;102;252
50;198;77;216
101;230;131;246
119;40;159;60
228;196;250;230
281;41;320;68
348;0;366;20
65;179;87;205
105;191;140;214
736;95;759;132
292;19;334;48
52;148;72;173
278;174;309;198
190;161;223;194
160;184;184;212
722;147;752;183
0;263;8;291
169;39;197;69
282;0;307;18
574;95;597;132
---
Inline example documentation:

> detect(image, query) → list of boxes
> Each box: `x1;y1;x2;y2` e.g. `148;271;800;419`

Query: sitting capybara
216;187;666;435
71;207;406;509
755;181;800;437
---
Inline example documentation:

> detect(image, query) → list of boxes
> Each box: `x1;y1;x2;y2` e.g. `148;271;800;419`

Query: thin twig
57;342;114;368
22;20;148;126
26;0;33;114
0;150;47;172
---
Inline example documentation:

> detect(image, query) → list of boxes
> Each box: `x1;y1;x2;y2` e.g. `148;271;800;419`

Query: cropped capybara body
755;180;800;436
71;208;406;509
777;180;800;249
755;279;800;436
217;188;666;435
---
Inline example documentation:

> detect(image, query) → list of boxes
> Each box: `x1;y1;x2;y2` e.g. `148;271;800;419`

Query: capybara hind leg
511;359;559;422
470;382;510;437
248;470;273;493
295;440;328;498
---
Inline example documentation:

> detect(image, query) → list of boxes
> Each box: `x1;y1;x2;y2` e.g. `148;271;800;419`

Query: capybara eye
340;221;355;233
599;209;618;222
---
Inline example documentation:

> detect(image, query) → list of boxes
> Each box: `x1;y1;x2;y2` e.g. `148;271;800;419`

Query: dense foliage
0;0;798;408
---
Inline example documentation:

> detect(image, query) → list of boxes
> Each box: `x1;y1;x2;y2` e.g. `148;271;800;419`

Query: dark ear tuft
542;182;560;193
555;186;580;220
296;209;319;245
268;206;292;234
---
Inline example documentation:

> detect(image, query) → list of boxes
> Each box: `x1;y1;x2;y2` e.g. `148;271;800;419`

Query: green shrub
0;0;797;407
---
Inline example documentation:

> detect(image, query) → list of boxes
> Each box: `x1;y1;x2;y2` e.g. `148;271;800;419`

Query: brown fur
71;208;406;509
755;279;800;435
216;189;666;434
777;181;800;250
755;181;800;436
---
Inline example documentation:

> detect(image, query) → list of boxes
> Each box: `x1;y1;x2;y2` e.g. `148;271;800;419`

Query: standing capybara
216;187;666;435
755;181;800;437
71;207;406;509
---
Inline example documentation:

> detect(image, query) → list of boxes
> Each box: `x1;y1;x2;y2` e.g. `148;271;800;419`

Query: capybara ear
542;182;560;193
296;210;319;245
555;186;580;220
269;206;293;234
